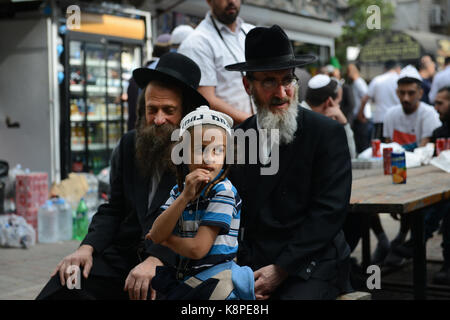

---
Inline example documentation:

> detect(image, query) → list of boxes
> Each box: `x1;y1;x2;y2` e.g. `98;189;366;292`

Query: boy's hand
181;169;210;202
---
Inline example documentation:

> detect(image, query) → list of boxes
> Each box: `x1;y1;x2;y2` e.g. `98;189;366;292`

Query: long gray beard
254;86;299;145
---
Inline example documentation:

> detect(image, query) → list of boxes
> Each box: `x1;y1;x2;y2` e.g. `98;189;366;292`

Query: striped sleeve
200;182;236;235
160;185;180;211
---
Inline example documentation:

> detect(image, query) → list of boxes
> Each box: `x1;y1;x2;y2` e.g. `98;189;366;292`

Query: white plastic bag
430;150;450;173
0;214;36;248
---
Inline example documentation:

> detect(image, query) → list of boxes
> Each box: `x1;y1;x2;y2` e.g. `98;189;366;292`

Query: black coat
229;106;352;282
81;130;178;278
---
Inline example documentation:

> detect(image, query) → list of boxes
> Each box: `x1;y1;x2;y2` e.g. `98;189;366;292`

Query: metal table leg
412;209;426;300
361;213;371;271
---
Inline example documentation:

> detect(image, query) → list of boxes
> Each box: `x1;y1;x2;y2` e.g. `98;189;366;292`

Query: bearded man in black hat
36;52;209;300
226;25;353;299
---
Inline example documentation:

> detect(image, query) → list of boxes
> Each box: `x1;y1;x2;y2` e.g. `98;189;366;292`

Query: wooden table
350;165;450;299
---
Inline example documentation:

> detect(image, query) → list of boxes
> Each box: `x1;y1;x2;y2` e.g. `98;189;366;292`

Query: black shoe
393;239;414;259
432;266;450;286
384;250;406;267
371;241;390;265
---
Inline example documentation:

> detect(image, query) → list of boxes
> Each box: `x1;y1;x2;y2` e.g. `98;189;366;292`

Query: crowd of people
36;0;450;300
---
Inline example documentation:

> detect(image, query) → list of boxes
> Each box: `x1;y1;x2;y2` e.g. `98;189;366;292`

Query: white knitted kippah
179;105;233;138
308;74;331;89
398;65;422;82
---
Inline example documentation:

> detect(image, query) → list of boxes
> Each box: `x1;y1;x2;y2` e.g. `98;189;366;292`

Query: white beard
253;86;299;145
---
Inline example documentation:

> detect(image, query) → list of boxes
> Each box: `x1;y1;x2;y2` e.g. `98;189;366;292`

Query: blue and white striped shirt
160;176;242;271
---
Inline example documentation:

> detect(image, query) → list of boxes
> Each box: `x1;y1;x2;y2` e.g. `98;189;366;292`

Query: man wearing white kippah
381;65;442;267
383;65;441;151
300;74;357;159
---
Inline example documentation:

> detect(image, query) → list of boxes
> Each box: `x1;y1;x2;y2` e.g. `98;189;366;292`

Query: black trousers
36;273;130;300
36;246;140;300
270;277;340;300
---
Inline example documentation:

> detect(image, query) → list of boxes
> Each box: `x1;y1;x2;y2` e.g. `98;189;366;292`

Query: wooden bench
337;291;372;300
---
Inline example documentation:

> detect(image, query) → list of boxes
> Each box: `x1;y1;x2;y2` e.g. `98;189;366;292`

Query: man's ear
243;76;252;95
325;96;334;108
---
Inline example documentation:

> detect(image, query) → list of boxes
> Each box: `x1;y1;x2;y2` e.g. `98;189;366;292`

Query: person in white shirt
300;74;357;159
428;57;450;104
383;65;442;151
381;65;442;267
357;60;401;139
347;63;372;153
178;0;254;124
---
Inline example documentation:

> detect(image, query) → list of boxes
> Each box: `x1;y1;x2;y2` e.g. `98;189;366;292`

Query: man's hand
254;264;288;300
51;244;94;287
124;256;163;300
357;111;367;123
325;105;347;125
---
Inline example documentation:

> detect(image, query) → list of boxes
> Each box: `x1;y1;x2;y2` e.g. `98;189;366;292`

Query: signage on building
359;31;422;63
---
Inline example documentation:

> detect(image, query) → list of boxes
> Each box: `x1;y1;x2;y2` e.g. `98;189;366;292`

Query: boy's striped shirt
160;177;241;271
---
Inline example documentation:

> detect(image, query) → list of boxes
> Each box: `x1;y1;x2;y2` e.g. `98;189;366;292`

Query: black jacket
81;130;178;278
229;106;352;282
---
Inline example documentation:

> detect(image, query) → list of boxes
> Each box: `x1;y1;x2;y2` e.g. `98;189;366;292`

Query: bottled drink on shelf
72;155;84;172
71;123;78;146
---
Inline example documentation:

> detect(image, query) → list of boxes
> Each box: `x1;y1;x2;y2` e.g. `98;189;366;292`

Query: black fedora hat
133;52;209;108
225;25;316;72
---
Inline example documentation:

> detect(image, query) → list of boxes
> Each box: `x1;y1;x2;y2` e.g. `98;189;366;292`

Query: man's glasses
248;75;298;91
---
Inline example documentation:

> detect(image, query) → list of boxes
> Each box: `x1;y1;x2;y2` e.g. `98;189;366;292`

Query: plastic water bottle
52;198;73;241
38;200;58;243
74;198;88;241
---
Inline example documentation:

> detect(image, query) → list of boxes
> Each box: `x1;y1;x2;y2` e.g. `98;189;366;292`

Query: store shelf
70;58;120;69
71;144;84;152
71;115;123;122
71;143;109;152
89;143;108;151
70;84;83;93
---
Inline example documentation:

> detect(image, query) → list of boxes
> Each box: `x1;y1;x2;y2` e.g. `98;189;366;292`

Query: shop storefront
357;30;450;80
0;3;151;183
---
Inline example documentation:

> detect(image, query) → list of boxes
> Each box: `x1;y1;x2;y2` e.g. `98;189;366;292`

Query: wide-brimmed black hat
133;52;209;108
225;25;317;72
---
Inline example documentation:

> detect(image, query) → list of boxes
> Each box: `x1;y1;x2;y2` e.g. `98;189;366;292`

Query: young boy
146;106;254;300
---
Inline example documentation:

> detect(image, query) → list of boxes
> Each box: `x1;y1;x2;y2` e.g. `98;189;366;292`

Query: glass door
85;42;109;174
67;38;142;175
121;45;142;133
69;40;87;172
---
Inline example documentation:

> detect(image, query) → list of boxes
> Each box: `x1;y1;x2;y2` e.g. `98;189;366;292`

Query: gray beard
254;86;299;145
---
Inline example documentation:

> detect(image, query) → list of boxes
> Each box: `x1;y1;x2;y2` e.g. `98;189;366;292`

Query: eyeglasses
248;75;298;91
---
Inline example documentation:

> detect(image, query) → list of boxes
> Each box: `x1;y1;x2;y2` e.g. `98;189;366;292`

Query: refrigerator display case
61;33;143;177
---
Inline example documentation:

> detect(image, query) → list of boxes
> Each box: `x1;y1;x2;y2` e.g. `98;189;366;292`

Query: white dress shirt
178;11;254;115
367;71;400;124
428;65;450;104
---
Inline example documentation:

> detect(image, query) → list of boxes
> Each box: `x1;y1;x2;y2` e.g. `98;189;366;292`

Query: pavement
0;214;448;300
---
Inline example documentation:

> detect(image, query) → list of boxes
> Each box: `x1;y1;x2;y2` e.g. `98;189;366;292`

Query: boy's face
188;126;227;181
